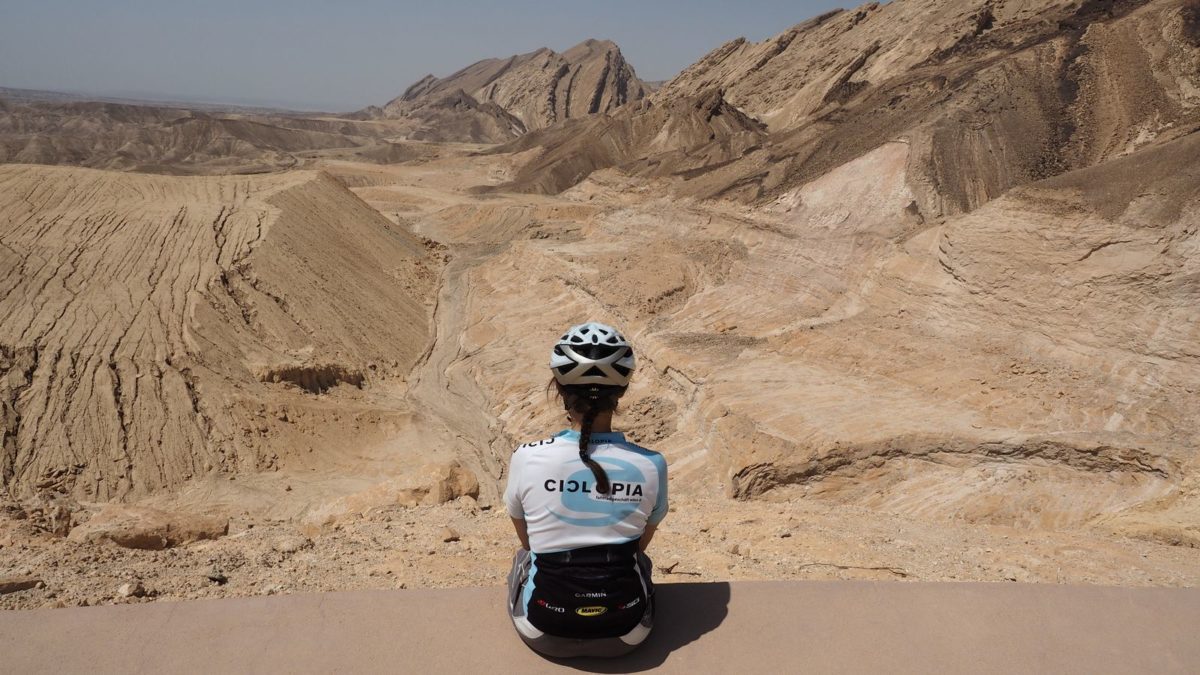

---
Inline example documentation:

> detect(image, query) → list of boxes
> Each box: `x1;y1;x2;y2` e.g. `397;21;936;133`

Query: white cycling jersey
503;429;668;554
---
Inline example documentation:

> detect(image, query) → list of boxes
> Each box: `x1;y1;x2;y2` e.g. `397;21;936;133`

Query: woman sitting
505;322;668;658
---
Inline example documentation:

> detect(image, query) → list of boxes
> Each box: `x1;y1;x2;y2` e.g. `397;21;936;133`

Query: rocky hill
378;39;648;131
352;89;526;143
484;87;766;194
502;0;1200;206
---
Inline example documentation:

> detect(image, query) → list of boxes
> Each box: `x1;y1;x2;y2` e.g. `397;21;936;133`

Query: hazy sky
0;0;849;111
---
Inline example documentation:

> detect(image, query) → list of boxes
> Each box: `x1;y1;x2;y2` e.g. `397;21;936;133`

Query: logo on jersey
575;605;608;617
517;437;555;451
535;599;566;613
547;457;647;527
543;479;643;497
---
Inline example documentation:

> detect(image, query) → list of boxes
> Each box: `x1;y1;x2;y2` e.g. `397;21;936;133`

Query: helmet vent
581;366;606;378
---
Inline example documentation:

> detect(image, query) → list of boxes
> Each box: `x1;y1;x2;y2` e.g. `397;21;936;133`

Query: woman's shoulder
612;436;668;470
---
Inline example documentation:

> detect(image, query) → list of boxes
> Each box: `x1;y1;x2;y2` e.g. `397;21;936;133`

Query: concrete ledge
1;581;1198;673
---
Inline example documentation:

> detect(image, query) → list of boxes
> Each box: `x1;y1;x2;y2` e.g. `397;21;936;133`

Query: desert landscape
2;0;1199;612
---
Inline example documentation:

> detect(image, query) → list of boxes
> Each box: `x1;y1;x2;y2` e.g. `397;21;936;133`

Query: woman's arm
639;523;657;552
511;517;531;551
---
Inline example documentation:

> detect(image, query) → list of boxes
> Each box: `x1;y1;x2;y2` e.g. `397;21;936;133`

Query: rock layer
380;39;648;131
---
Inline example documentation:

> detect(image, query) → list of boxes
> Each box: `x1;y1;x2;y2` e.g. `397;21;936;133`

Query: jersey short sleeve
503;451;525;519
647;452;669;525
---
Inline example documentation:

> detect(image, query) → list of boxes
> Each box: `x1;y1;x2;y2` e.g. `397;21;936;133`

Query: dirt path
406;243;509;501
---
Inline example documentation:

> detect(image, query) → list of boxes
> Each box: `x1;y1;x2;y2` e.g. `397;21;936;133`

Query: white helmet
549;322;636;387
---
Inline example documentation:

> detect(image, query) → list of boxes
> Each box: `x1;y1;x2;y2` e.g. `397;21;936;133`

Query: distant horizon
0;83;333;113
0;1;849;112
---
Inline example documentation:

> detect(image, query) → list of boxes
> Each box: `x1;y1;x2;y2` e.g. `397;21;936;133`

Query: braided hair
553;381;624;494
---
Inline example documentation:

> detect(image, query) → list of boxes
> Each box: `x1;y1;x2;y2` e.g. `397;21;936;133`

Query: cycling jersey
503;429;668;640
503;430;668;553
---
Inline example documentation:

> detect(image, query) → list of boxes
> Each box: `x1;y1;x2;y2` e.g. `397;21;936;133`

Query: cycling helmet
549;321;636;387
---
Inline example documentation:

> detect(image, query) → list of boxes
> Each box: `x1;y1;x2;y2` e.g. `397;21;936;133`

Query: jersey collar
556;429;626;443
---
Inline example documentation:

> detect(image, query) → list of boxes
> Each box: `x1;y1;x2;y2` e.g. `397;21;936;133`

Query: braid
552;379;623;496
578;399;611;494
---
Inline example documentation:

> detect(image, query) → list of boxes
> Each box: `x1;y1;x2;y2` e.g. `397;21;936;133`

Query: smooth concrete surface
2;581;1198;673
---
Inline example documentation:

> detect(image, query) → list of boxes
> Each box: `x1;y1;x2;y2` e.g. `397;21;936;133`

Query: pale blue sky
0;0;850;111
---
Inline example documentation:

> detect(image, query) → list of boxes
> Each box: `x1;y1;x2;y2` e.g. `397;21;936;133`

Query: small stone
778;530;792;539
285;485;293;492
116;581;146;598
207;570;228;585
440;527;461;543
726;542;741;556
0;577;42;595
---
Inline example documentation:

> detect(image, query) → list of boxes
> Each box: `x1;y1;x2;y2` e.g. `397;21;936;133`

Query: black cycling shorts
523;540;654;640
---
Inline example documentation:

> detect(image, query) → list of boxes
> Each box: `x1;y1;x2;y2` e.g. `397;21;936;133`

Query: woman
504;321;668;658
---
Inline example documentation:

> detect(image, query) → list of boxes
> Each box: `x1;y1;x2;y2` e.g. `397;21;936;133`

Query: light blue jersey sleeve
647;452;669;525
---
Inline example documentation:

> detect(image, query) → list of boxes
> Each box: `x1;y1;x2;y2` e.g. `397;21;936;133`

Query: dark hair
552;379;626;494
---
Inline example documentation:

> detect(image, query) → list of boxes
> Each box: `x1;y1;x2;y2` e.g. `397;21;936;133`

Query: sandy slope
0;165;443;503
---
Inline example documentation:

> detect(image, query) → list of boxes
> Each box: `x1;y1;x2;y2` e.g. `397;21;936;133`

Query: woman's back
504;429;668;554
